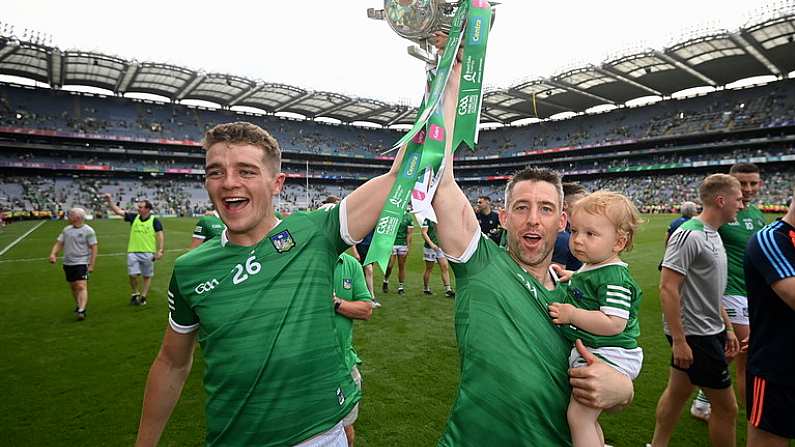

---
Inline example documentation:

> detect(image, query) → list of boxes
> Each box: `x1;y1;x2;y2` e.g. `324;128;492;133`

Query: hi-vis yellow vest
128;215;156;253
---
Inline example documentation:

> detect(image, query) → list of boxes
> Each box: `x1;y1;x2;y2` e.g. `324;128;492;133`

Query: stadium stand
1;8;794;217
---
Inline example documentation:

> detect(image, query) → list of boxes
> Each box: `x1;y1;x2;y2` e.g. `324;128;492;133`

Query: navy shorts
356;244;370;266
666;332;731;389
63;264;88;282
747;374;795;439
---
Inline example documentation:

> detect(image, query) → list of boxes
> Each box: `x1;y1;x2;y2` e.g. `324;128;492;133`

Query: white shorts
423;247;444;262
127;252;154;277
569;346;644;380
722;295;749;326
342;366;362;427
392;245;409;256
293;420;347;447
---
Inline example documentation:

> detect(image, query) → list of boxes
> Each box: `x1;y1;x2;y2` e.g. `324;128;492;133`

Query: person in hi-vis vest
104;194;165;306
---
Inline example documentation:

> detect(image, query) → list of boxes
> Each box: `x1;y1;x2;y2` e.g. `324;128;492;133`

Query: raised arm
344;61;462;242
136;327;196;447
103;193;125;217
433;61;480;258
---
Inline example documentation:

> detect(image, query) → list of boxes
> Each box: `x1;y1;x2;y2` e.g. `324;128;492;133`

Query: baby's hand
551;264;574;283
548;302;575;325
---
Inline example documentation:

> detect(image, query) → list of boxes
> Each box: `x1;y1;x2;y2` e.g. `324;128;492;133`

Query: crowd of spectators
0;175;357;217
2;78;794;159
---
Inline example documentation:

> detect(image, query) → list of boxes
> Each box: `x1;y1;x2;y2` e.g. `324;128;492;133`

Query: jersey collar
577;261;628;273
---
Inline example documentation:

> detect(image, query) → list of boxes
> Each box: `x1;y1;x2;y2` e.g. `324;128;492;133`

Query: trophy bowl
384;0;450;42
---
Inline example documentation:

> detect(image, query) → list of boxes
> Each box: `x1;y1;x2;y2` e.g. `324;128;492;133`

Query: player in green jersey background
421;218;454;297
382;211;415;295
332;252;374;447
136;61;464;447
548;191;644;446
189;209;225;249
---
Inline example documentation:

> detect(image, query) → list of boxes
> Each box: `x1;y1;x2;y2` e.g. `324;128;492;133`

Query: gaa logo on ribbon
376;216;399;235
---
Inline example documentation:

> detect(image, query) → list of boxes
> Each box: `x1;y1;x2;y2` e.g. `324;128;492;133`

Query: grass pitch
0;214;761;446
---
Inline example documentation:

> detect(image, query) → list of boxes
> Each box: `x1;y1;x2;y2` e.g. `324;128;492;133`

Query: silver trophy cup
367;0;457;64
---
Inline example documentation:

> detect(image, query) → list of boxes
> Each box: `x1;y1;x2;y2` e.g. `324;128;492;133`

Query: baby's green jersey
561;262;641;349
718;204;766;297
168;204;360;446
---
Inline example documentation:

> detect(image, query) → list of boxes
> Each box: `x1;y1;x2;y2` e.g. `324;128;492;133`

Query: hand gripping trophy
363;0;496;271
367;0;496;64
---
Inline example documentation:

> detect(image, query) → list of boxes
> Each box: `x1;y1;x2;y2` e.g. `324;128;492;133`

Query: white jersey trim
192;234;207;240
577;261;628;273
446;230;481;264
338;198;362;246
169;314;199;334
600;306;630;320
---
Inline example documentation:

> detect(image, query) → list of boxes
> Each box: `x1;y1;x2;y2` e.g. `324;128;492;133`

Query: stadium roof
0;9;793;126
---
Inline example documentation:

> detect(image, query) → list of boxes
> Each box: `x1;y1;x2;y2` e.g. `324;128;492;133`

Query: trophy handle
408;44;437;65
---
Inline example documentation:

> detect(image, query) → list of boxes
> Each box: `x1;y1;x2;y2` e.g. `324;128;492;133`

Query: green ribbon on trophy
365;0;493;272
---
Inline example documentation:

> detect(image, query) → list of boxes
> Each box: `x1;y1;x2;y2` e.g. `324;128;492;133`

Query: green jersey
192;213;225;242
168;205;360;446
439;234;572;447
422;219;439;249
718;205;766;296
561;262;641;349
394;213;415;246
333;253;372;372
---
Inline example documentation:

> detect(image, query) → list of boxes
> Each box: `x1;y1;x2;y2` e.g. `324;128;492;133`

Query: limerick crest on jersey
343;278;352;289
270;230;295;253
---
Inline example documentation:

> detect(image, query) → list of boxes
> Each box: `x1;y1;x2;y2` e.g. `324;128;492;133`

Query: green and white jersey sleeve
192;214;226;241
167;272;199;334
562;263;641;349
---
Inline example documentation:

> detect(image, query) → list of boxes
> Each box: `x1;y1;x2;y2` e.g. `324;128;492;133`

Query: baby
548;190;644;447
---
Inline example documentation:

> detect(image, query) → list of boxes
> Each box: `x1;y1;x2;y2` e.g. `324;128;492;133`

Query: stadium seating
1;77;793;214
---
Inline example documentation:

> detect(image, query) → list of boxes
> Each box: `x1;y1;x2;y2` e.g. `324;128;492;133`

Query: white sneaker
371;299;382;309
690;401;711;422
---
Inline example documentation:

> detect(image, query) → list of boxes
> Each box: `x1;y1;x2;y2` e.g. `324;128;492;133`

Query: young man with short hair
691;163;766;419
49;207;97;320
135;66;463;446
651;173;743;447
